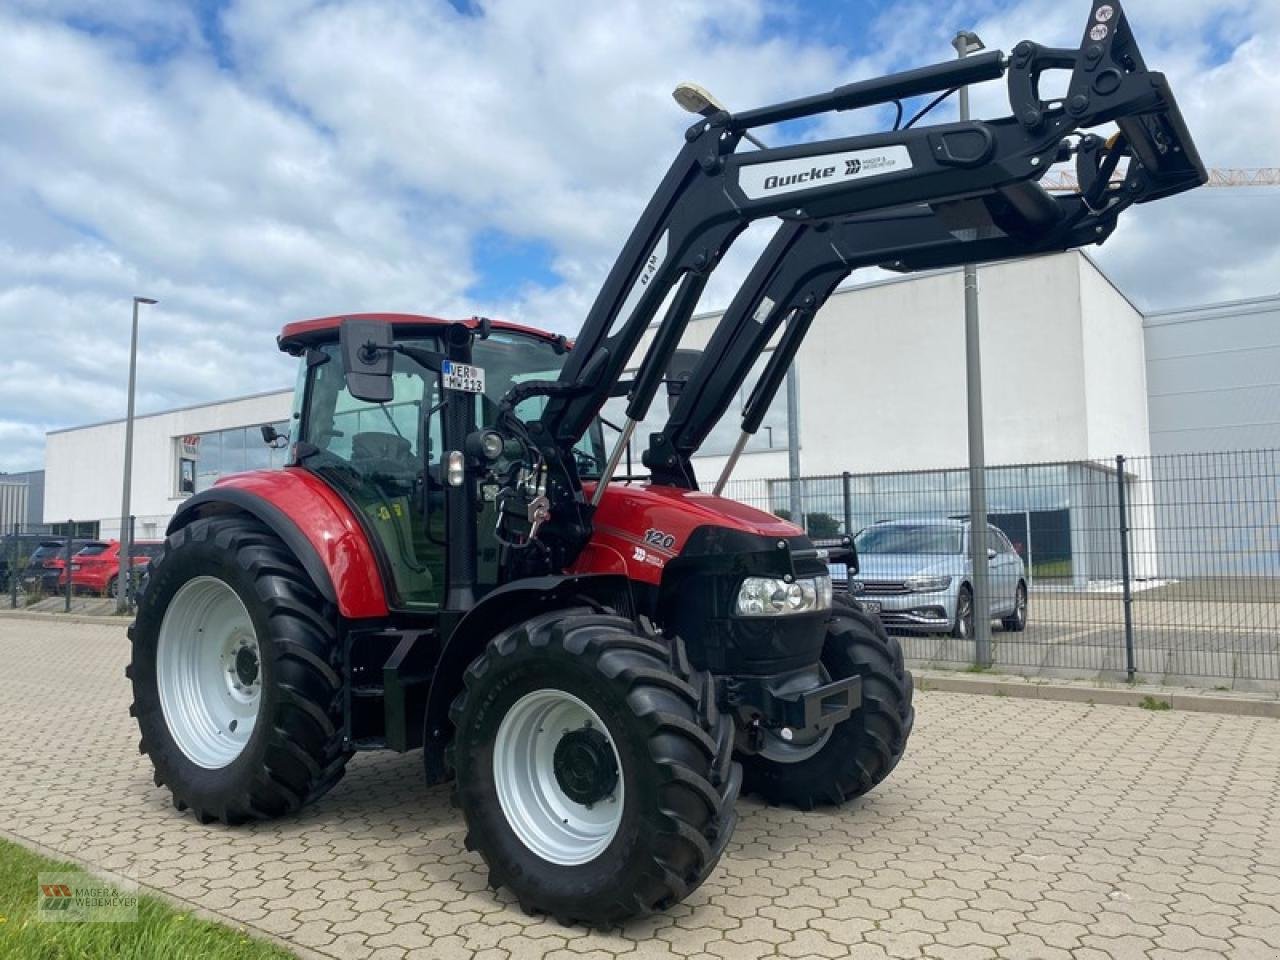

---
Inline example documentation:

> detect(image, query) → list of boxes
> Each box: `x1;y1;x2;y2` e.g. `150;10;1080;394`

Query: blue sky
1;0;1278;473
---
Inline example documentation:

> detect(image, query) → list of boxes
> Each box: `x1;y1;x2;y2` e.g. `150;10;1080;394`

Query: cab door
301;341;445;609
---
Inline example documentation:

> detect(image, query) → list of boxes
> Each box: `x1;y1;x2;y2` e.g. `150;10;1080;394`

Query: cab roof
277;312;564;354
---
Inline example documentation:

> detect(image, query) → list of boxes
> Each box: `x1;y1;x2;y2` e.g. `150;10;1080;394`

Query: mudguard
422;572;634;784
168;468;390;619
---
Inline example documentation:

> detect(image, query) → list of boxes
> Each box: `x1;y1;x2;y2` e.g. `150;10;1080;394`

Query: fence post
9;522;18;609
842;472;853;538
64;524;73;614
128;514;137;612
1115;456;1136;681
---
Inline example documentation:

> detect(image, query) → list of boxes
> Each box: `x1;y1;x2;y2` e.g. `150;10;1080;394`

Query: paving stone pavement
2;616;1278;960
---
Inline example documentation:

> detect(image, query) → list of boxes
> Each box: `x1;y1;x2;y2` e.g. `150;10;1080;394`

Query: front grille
852;580;910;595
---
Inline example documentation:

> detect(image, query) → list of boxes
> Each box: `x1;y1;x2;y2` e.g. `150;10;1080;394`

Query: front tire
450;609;740;926
127;516;351;824
951;584;974;639
1002;581;1028;632
740;606;914;809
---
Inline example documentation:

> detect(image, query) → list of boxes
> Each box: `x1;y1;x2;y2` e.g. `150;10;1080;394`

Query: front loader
128;0;1204;926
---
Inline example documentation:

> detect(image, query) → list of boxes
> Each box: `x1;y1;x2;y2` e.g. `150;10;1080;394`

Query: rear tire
449;608;740;926
740;606;914;809
127;516;350;824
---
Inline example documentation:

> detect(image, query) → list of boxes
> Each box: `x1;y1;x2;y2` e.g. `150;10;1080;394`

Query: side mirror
339;318;394;403
665;348;702;414
260;424;289;449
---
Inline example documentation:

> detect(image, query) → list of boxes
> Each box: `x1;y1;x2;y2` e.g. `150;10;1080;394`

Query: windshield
855;524;962;555
76;543;110;557
471;332;606;477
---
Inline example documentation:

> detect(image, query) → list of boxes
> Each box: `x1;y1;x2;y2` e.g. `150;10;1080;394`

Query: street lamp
671;82;804;524
117;295;158;613
951;30;993;667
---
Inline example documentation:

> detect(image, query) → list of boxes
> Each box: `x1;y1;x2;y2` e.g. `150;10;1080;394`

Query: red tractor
129;0;1202;926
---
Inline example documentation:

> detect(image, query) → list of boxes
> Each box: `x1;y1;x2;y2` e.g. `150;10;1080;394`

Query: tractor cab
277;313;607;610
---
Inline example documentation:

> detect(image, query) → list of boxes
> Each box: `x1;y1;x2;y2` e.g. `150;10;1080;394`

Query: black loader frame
522;0;1203;566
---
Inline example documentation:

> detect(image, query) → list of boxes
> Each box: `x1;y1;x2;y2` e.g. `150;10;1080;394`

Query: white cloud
0;0;1277;479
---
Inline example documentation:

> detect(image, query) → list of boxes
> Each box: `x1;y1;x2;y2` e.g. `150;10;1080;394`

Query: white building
624;249;1149;488
44;390;291;541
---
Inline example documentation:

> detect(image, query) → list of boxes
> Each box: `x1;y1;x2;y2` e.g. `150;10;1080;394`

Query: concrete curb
0;609;131;627
0;828;325;960
916;670;1280;719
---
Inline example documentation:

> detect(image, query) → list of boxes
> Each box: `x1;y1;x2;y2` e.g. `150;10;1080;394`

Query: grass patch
1139;695;1171;711
0;838;294;959
1030;559;1072;580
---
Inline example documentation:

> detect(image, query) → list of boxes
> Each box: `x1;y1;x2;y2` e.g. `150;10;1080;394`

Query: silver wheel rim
957;592;972;637
157;576;262;770
759;664;835;763
492;689;624;866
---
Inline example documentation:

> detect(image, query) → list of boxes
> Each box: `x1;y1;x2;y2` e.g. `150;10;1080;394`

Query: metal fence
723;449;1280;687
4;515;171;614
5;452;1277;687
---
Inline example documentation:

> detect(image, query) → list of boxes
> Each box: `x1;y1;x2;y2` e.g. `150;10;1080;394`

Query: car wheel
951;584;974;639
1001;581;1028;632
106;576;119;599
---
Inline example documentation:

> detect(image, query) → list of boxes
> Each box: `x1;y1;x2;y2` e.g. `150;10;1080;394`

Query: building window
177;457;196;495
174;424;289;497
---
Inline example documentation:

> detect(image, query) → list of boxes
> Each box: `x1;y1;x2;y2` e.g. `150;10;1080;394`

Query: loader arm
643;178;1141;488
527;0;1202;546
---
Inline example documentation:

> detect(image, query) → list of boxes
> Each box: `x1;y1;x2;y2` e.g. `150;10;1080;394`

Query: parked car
59;540;164;597
849;518;1027;638
20;539;92;594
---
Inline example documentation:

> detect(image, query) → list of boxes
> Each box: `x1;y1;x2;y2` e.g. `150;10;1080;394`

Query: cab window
301;341;443;608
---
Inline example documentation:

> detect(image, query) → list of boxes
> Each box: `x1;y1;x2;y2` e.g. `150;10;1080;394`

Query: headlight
904;575;951;593
736;574;832;616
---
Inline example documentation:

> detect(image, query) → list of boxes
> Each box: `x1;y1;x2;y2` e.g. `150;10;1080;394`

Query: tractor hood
572;482;807;586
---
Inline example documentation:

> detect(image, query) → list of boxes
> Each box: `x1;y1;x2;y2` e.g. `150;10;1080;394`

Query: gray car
847;518;1027;638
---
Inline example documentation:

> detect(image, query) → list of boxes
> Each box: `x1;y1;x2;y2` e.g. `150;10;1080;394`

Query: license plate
442;361;485;394
861;600;882;615
70;564;81;570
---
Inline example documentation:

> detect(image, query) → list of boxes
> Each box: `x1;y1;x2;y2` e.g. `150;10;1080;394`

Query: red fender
169;468;389;619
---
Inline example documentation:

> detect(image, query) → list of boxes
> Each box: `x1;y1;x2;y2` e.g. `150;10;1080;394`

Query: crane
1043;167;1279;191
